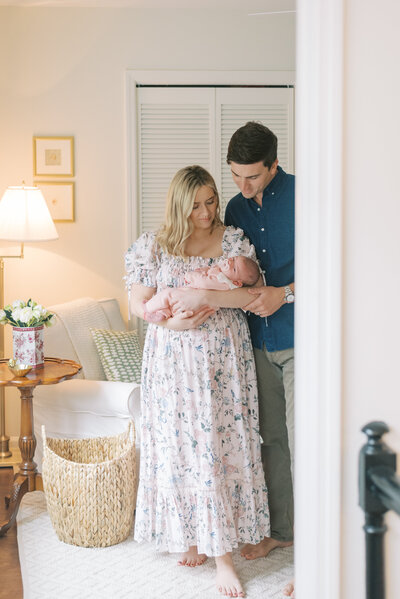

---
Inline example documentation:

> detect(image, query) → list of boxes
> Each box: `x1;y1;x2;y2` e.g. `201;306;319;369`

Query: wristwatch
284;286;295;303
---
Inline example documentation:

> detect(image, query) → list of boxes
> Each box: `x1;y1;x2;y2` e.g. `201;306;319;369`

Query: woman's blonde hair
156;165;223;257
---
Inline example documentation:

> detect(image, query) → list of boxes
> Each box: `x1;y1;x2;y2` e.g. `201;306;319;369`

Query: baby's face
219;256;246;283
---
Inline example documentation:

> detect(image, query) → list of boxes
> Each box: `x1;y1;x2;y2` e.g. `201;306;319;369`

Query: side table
0;357;81;536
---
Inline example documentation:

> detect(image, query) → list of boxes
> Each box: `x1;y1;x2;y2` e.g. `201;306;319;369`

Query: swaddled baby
143;255;260;323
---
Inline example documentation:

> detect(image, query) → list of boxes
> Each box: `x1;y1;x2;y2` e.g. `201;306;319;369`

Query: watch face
284;287;294;303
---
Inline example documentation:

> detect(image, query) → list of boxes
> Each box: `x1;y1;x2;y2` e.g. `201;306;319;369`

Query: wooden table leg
18;387;38;488
0;475;29;535
0;386;40;536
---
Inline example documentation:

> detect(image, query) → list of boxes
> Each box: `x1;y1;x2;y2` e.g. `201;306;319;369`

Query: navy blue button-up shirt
224;166;295;352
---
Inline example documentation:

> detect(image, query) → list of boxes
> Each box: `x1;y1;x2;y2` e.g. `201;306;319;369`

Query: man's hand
244;286;285;317
162;307;216;331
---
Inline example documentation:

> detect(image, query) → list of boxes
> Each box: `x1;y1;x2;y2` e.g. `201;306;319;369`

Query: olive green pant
254;346;294;542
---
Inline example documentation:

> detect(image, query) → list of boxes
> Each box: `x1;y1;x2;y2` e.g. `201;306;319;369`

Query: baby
143;255;260;323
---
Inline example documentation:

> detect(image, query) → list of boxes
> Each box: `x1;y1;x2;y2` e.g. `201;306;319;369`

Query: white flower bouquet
0;299;55;328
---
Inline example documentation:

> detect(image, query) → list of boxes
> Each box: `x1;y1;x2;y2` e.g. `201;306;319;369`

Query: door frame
295;1;344;597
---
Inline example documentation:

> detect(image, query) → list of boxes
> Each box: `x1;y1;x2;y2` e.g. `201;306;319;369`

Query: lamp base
0;442;21;473
0;435;12;460
0;435;12;459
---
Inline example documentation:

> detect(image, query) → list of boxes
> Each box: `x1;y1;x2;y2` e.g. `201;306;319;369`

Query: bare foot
241;536;293;560
178;546;207;567
283;580;295;597
215;552;245;597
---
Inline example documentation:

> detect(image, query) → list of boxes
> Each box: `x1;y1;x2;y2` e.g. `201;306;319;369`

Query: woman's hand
162;307;216;330
168;288;214;313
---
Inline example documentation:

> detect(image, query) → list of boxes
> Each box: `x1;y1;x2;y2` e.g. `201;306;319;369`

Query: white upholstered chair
33;297;141;470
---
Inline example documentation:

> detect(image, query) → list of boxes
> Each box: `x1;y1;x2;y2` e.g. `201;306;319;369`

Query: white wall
0;7;295;434
341;1;400;596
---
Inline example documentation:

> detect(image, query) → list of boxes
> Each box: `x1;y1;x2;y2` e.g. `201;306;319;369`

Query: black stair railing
359;421;400;599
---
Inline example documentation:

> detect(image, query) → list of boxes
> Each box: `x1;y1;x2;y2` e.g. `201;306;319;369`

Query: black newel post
359;421;396;599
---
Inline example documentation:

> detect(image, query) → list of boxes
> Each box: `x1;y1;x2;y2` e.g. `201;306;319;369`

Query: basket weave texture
41;421;136;548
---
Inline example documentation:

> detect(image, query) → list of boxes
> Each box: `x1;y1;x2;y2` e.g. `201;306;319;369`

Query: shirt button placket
259;207;267;259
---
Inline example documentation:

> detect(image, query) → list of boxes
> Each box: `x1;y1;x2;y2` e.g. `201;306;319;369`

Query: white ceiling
0;0;295;11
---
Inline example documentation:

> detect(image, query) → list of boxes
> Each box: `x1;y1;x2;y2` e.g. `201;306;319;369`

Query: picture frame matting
33;136;74;177
36;181;75;222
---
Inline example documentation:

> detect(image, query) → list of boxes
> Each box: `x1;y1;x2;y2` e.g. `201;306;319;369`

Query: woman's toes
178;548;207;568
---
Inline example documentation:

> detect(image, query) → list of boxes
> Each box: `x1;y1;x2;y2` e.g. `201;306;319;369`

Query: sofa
33;297;141;470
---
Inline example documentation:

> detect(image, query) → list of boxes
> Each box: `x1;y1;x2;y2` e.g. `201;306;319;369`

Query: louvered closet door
138;87;215;233
216;88;294;212
136;86;294;234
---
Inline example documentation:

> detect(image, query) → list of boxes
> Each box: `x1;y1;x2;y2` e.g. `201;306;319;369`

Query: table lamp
0;185;58;459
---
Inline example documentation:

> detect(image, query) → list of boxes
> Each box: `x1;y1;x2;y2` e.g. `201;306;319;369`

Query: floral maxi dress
125;226;270;556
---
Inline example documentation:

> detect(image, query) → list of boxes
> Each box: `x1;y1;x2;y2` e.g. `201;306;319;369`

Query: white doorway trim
295;1;344;598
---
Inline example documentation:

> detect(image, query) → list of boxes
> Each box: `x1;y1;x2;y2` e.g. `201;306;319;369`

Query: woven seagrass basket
41;421;136;548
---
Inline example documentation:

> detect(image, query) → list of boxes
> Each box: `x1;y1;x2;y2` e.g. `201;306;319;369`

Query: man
225;121;295;596
224;120;295;546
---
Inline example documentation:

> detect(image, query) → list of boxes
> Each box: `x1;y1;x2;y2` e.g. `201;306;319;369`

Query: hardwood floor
0;467;23;599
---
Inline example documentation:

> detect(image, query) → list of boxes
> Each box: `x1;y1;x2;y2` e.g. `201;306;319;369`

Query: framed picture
33;136;74;177
36;181;75;222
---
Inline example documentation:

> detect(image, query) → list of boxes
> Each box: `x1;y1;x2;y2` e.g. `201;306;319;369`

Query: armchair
33;297;141;470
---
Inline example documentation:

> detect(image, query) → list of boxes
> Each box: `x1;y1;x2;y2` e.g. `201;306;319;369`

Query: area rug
17;492;293;599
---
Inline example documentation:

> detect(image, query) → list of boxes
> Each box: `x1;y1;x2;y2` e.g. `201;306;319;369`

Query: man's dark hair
226;121;278;168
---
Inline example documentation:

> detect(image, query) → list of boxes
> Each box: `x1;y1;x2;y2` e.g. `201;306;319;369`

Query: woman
125;165;269;598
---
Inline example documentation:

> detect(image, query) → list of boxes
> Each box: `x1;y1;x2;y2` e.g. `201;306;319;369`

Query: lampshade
0;185;58;242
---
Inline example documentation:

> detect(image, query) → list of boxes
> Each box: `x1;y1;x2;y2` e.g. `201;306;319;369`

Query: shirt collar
262;165;286;199
241;165;287;206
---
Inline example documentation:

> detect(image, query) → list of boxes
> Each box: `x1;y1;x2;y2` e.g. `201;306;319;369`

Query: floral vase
12;325;44;369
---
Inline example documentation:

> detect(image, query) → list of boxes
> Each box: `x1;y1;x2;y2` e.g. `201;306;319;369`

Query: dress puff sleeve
124;231;160;291
222;226;264;284
223;226;258;263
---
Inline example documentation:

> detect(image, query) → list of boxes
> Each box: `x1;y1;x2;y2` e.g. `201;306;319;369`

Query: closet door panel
138;87;215;232
216;87;294;212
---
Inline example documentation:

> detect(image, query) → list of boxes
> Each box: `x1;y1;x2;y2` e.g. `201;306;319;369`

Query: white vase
12;325;44;369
